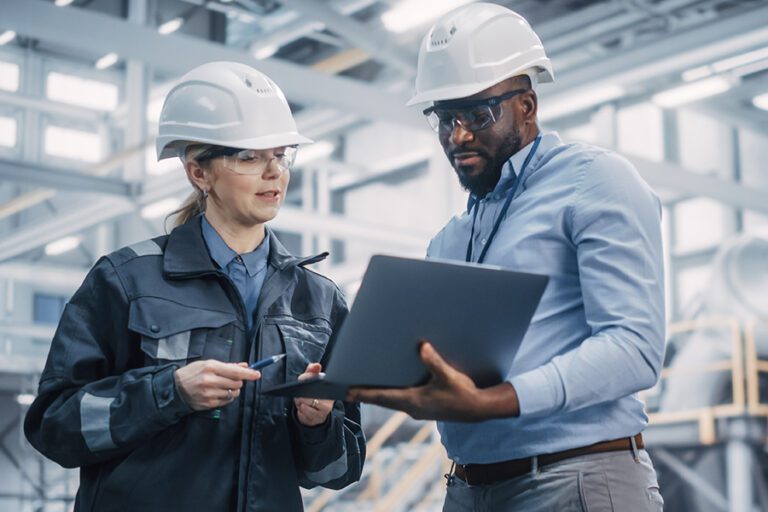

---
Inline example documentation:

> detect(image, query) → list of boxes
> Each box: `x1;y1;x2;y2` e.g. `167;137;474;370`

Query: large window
34;293;67;325
673;198;727;254
0;115;16;147
44;125;102;162
617;102;663;162
46;71;119;111
0;61;19;92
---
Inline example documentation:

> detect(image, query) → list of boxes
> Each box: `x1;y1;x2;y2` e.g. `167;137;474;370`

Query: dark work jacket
24;218;365;511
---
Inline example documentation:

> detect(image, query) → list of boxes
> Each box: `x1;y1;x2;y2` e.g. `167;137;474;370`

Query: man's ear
521;89;538;123
185;159;209;192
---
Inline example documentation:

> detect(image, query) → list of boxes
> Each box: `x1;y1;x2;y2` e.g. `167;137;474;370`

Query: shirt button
236;256;243;263
481;238;487;245
161;389;170;400
150;324;160;333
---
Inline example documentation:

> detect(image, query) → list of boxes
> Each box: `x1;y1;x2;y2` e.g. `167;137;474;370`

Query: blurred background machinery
0;1;767;510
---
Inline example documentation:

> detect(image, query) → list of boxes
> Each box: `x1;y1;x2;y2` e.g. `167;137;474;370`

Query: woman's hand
174;360;261;411
294;363;334;427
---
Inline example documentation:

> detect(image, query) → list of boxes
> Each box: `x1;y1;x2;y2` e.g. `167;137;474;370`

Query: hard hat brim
157;132;313;161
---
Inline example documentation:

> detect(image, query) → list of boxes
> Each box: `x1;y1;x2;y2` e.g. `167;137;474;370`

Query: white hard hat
406;2;554;106
156;61;313;160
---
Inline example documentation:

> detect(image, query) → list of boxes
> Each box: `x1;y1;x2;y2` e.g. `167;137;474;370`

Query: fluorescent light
712;46;768;73
141;197;182;219
0;61;20;91
382;0;473;33
682;65;711;82
295;141;335;167
16;393;35;406
538;84;625;121
45;236;82;256
55;0;75;6
0;30;16;46
158;17;183;35
753;93;768;111
253;44;279;60
652;76;731;108
682;46;768;82
95;52;119;70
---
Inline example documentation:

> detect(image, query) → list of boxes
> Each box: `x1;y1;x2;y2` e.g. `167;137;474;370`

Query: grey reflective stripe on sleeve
304;448;348;484
128;239;163;257
156;331;191;360
80;393;116;452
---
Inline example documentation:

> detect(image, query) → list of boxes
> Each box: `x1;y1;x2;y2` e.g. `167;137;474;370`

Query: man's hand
294;363;334;427
347;341;520;422
174;360;261;411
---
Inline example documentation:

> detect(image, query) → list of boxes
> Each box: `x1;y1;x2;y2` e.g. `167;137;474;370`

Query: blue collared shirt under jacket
201;215;269;329
428;132;665;463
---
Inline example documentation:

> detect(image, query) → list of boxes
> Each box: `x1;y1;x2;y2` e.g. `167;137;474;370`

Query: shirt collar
466;131;562;212
201;216;269;277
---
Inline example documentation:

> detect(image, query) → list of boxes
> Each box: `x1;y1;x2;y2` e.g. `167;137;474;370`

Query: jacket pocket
274;320;331;382
129;297;237;365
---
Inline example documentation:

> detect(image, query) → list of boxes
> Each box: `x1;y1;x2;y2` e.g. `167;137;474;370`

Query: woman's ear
184;159;209;193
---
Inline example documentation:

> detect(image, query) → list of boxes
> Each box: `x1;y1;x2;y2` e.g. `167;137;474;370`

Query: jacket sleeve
24;257;193;468
290;289;366;490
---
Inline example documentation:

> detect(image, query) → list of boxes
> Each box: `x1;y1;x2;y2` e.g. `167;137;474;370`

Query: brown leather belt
453;434;644;486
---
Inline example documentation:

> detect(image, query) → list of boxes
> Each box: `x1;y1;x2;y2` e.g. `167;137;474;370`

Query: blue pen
249;353;286;370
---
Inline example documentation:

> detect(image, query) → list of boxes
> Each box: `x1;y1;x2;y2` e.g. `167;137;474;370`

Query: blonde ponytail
164;144;212;231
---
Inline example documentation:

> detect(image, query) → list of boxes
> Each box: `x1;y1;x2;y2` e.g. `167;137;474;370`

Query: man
349;3;665;510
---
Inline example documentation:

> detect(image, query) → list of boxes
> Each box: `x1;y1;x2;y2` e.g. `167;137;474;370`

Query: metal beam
0;262;86;289
276;0;415;74
652;448;729;511
628;156;768;215
0;196;135;262
0;0;422;129
0;323;56;341
243;0;377;55
0;158;136;196
0;90;104;124
541;4;768;115
0;183;432;262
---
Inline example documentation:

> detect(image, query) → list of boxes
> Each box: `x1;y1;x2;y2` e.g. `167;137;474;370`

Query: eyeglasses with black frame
422;88;529;133
196;145;298;175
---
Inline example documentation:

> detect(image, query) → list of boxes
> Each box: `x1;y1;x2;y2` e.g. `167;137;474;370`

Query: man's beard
453;129;523;198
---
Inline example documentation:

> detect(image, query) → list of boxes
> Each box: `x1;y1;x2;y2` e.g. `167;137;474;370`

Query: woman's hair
166;144;213;230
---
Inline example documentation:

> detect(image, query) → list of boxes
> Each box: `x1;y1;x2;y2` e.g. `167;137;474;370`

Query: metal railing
642;316;767;445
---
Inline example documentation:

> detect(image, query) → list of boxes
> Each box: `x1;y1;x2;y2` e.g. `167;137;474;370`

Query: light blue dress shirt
428;132;665;463
201;216;269;329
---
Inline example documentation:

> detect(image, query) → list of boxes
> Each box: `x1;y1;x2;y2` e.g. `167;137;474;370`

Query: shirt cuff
509;363;565;418
153;364;193;422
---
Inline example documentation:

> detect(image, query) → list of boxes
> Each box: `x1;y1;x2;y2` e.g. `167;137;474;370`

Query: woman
24;61;365;511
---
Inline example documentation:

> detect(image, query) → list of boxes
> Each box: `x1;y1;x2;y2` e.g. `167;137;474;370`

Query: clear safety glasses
196;145;298;175
422;88;528;133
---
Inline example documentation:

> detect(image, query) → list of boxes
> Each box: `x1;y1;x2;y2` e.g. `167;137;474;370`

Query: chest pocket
129;297;238;365
262;318;332;384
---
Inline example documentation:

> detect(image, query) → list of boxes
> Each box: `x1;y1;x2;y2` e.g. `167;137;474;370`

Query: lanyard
465;135;542;264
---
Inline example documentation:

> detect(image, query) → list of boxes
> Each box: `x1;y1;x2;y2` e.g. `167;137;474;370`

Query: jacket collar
164;215;326;277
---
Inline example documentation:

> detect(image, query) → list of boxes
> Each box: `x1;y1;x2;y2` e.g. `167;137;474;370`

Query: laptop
262;255;548;400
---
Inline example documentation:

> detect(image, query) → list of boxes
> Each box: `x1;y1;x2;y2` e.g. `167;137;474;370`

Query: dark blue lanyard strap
465;135;542;264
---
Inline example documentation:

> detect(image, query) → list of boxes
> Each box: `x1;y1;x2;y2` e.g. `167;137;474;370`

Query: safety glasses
422;88;528;133
196;145;298;175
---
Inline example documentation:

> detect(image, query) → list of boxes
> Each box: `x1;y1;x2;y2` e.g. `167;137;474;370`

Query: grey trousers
443;450;664;512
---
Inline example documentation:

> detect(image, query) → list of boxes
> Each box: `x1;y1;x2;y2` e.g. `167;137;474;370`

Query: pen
249;353;286;370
